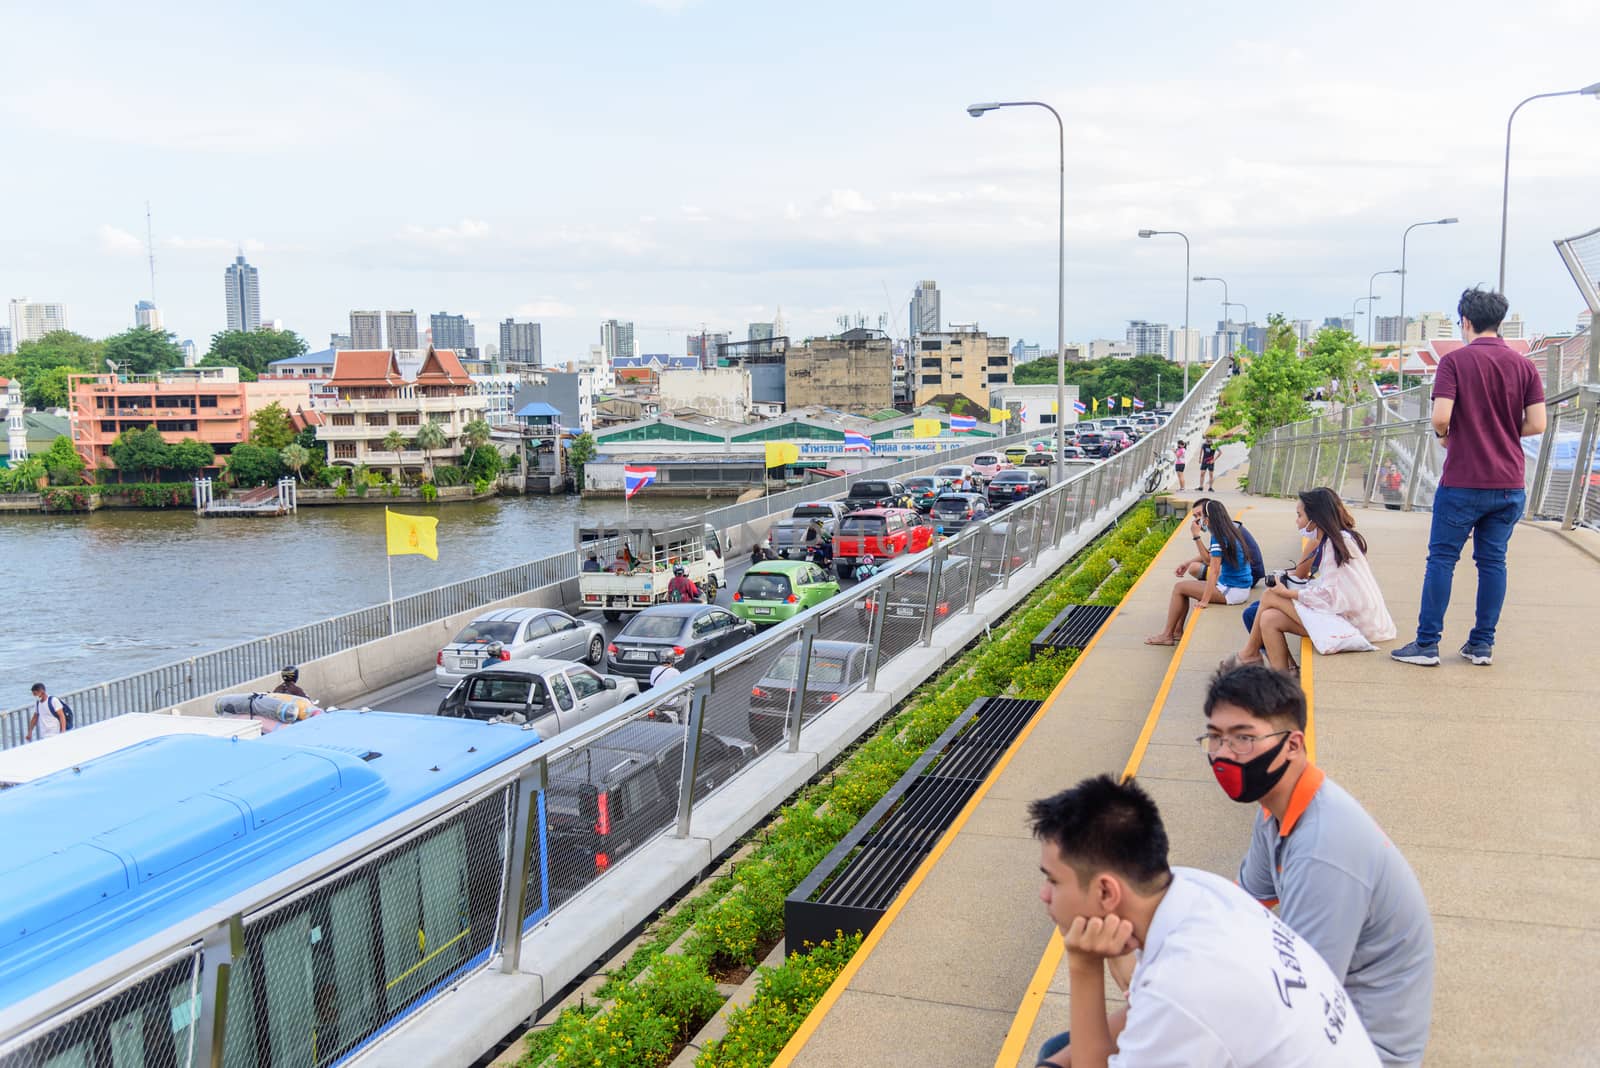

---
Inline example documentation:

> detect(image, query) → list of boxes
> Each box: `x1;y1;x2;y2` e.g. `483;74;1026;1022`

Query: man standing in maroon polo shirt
1392;288;1546;668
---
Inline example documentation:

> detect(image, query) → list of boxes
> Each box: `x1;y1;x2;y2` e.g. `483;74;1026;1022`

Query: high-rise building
135;300;163;331
330;332;353;350
747;322;775;342
1010;338;1042;364
385;310;419;350
1125;320;1168;357
601;319;635;362
349;311;383;349
9;299;69;346
1500;313;1526;339
1168;328;1202;364
1323;317;1353;334
1373;315;1405;345
909;280;941;337
430;312;474;352
0;326;13;355
912;326;1011;408
180;339;198;366
687;331;730;367
499;319;542;365
223;255;260;333
1293;319;1316;343
1411;312;1454;342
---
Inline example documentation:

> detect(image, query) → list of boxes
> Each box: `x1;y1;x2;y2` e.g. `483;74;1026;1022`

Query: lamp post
1354;296;1380;337
1194;275;1228;364
1138;229;1191;396
1368;268;1402;350
1498;81;1600;293
968;100;1066;481
1398;218;1459;390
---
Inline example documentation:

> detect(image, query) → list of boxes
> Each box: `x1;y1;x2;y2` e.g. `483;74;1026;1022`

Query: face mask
1297;524;1318;538
1210;733;1292;803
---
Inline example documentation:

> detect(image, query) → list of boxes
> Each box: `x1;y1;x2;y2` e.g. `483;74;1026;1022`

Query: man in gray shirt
1200;666;1434;1067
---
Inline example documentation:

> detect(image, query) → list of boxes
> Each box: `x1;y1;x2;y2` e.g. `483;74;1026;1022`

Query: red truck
833;507;934;579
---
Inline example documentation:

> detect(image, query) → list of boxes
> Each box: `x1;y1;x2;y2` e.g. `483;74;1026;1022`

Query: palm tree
460;417;492;475
279;443;310;484
382;429;407;482
413;419;447;480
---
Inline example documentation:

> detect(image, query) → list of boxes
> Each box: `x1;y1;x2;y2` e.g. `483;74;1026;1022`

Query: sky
3;0;1598;362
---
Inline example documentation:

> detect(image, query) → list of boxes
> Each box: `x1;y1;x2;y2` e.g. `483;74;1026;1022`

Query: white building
1500;313;1525;339
134;300;163;330
4;378;27;465
1405;312;1454;344
8;299;69;345
1167;328;1202;364
988;383;1082;435
658;367;752;423
1088;338;1135;360
1125;321;1168;358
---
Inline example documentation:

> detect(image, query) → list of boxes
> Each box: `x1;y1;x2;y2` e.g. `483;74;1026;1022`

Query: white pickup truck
576;520;727;621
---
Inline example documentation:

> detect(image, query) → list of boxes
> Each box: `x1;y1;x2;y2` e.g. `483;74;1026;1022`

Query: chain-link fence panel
221;786;512;1068
1528;402;1593;520
0;948;202;1068
1337;426;1377;506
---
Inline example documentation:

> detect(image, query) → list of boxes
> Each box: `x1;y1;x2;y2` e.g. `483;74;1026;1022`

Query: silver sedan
434;607;606;687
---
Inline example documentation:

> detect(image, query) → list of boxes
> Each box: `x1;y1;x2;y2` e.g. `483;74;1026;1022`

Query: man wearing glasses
1202;666;1434;1068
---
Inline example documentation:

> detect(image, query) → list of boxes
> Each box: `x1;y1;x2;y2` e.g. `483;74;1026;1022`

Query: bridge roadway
774;470;1600;1066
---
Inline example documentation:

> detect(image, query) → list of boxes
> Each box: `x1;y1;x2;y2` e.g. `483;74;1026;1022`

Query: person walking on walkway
1199;439;1219;491
26;683;68;742
1029;774;1379;1068
1392;288;1545;667
1201;666;1434;1067
1147;500;1251;646
1173;440;1188;490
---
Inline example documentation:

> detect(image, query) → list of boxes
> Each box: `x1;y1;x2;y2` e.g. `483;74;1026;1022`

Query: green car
731;561;840;626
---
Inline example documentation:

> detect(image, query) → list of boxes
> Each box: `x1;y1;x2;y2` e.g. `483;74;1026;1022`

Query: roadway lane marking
773;509;1193;1068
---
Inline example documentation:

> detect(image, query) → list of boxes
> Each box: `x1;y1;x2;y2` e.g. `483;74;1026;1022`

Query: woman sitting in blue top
1146;499;1252;646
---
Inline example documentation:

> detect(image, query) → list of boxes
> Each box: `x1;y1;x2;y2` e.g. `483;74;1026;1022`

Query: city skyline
3;2;1596;362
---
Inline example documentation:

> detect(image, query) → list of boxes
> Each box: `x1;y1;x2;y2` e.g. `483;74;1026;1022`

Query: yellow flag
1092;397;1100;414
912;418;941;438
385;508;439;560
988;407;1009;424
764;441;800;467
1050;401;1059;414
1122;396;1133;409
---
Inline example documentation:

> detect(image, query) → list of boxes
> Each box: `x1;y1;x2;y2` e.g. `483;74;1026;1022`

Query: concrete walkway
780;474;1600;1066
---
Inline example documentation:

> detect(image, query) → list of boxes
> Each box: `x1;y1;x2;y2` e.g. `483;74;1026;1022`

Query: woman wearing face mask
1222;487;1395;674
1146;499;1251;646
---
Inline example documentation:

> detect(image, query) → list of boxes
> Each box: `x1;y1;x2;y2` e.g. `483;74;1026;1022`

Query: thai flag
950;415;976;433
1132;397;1146;410
1072;400;1088;415
1018;403;1028;422
623;465;657;499
843;430;871;452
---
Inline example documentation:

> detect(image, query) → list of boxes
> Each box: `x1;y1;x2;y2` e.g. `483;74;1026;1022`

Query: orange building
69;366;250;472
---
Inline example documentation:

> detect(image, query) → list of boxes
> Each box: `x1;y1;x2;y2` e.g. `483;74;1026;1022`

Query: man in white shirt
1030;774;1378;1068
26;682;67;741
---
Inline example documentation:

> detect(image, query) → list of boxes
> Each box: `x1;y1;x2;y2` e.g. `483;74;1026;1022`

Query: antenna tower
144;202;157;304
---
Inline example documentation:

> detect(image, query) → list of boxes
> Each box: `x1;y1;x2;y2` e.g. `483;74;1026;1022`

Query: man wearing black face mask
1202;666;1435;1068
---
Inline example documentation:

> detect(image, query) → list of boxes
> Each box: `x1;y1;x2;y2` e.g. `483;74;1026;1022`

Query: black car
546;721;756;897
929;492;990;533
865;553;973;625
976;519;1035;580
986;469;1046;507
748;639;871;747
1022;452;1054;468
1075;430;1105;455
843;479;913;512
605;604;757;682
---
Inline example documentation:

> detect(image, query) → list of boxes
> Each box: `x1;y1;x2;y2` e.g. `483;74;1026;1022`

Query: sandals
1218;654;1264;672
1144;634;1178;647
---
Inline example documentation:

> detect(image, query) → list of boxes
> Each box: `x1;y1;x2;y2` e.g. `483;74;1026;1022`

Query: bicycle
1143;454;1174;495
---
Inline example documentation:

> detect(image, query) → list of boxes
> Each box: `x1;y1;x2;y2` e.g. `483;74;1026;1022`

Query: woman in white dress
1224;488;1395;674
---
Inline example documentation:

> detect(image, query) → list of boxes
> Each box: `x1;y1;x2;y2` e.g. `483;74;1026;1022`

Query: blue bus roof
0;711;540;1008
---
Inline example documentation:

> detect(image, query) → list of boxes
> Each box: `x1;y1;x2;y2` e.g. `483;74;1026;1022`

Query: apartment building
315;348;487;479
69;365;250;471
911;327;1012;409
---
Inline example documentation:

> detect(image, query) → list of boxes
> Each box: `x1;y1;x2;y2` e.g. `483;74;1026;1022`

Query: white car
436;659;640;737
434;607;606;686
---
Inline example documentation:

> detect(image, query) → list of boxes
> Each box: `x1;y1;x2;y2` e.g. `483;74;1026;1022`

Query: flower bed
517;504;1177;1068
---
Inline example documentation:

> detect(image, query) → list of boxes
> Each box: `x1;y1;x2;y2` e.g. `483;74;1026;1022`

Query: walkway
777;472;1600;1066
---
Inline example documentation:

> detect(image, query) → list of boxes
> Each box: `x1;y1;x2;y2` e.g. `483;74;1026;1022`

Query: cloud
819;189;876;218
401;218;491;243
163;236;268;253
637;0;698;10
514;299;578;319
99;225;143;255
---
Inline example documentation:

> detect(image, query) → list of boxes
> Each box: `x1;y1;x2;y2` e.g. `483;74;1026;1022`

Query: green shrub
696;934;862;1068
420;482;439;502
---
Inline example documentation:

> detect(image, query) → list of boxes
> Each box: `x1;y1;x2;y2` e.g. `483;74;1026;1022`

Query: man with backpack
26;682;70;741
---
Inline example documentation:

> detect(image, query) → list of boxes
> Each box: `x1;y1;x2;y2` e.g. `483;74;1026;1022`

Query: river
0;494;698;699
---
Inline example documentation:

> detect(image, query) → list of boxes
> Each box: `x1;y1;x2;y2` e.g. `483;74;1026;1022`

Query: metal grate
1029;603;1117;657
784;697;1042;950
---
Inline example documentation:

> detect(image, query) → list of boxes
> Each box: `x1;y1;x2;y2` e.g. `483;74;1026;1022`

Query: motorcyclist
751;539;772;565
667;564;701;603
854;554;879;580
273;665;310;699
809;535;834;570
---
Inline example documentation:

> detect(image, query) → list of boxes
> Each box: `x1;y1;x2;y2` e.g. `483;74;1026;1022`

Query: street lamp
1194;275;1228;363
968;100;1067;480
1354;295;1380;334
1369;268;1402;349
1398;218;1459;390
1498;81;1600;293
1138;229;1191;396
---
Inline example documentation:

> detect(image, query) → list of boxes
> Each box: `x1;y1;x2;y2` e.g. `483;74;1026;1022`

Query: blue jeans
1037;1030;1070;1066
1416;486;1525;648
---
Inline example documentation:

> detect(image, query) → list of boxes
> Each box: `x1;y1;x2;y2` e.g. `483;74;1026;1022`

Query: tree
107;426;171;481
42;435;86;485
21;365;77;409
1013;353;1184;409
1303;328;1372;402
460;417;492;473
166;439;217;477
1264;313;1300;357
223;442;284;487
280;442;311;483
104;326;185;376
249;402;296;450
0;457;46;493
201;329;308;377
567;432;596;488
413;418;447;478
1237;346;1314;442
0;331;105;408
291;425;326;481
382;429;408;479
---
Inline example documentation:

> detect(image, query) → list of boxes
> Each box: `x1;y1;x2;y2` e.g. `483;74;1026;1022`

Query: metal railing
0;361;1230;1065
1245;357;1599;530
0;427;1041;748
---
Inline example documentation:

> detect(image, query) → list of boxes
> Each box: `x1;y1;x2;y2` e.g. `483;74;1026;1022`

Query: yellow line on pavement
772;511;1193;1068
1300;636;1316;763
